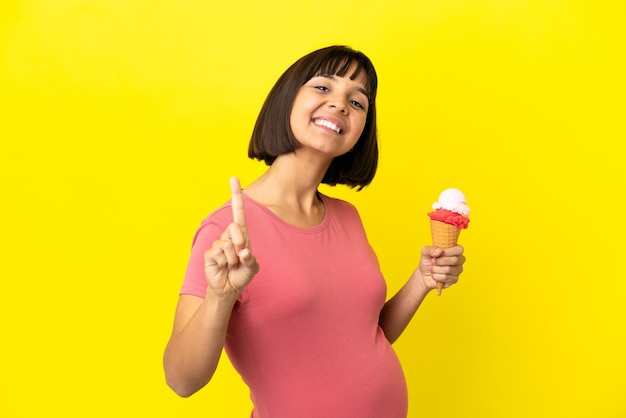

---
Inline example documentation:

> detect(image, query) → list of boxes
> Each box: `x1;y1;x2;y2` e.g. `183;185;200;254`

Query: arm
163;177;259;397
379;245;465;344
163;293;237;397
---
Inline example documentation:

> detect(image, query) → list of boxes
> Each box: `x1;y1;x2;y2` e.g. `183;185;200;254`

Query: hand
203;177;259;299
417;245;465;293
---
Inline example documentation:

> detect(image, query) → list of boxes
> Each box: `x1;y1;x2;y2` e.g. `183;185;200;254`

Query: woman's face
289;62;369;160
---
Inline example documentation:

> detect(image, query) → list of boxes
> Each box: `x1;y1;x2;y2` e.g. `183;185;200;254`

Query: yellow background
1;0;624;417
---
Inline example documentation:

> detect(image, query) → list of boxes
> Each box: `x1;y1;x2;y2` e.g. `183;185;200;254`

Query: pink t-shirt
181;193;408;418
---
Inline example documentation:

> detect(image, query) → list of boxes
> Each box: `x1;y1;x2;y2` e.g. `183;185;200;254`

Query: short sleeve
180;205;232;298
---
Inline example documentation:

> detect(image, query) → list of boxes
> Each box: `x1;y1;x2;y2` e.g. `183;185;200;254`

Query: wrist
204;288;239;310
411;269;432;298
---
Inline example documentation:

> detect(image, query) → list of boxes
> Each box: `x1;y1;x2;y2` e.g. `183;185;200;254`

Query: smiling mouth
313;119;343;134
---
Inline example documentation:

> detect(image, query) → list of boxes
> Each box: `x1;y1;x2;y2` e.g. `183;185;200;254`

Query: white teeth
314;119;342;134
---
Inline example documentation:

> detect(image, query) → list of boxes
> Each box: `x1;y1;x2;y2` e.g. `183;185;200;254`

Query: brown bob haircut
248;45;379;190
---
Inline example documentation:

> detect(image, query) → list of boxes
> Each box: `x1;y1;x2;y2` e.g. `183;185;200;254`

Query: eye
350;99;364;110
314;85;330;92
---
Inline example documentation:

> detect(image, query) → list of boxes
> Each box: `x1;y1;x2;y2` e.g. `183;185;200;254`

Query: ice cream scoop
428;188;470;295
432;188;470;217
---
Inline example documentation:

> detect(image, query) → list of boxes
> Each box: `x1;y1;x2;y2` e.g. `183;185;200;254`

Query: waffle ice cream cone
430;219;460;250
430;220;461;295
428;188;470;296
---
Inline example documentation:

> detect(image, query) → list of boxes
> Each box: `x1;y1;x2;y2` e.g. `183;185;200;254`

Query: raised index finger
230;176;246;227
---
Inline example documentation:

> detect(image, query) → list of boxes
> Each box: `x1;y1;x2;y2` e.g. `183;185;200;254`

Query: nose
328;94;348;114
328;100;348;114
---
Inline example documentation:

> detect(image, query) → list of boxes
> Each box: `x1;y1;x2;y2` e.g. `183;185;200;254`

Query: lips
313;117;344;134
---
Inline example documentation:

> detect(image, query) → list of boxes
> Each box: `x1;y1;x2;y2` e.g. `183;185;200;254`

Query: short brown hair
248;45;379;189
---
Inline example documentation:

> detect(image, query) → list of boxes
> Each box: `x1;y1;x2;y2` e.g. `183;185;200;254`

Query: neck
243;153;331;227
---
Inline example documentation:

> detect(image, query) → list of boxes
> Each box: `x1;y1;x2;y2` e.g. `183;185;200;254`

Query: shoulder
320;193;361;219
190;201;233;246
320;193;356;209
201;202;232;225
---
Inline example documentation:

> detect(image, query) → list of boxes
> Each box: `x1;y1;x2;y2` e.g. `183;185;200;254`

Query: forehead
311;58;373;96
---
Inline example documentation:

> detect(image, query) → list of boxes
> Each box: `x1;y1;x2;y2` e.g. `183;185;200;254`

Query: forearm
379;272;431;344
163;296;235;397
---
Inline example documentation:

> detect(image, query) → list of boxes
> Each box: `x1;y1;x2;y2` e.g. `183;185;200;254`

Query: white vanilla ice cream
432;188;470;216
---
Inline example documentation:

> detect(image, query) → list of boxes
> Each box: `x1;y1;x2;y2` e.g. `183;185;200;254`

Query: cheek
352;116;367;138
289;110;303;135
288;111;295;130
289;96;307;123
288;101;300;127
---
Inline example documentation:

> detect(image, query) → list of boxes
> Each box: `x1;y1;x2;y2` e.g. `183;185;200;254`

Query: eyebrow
319;74;369;99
